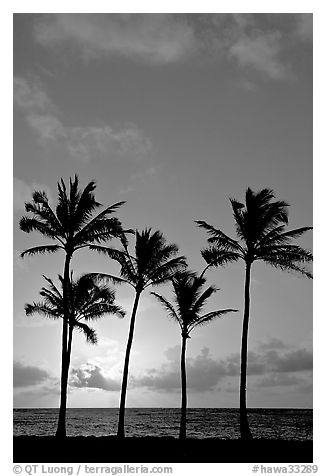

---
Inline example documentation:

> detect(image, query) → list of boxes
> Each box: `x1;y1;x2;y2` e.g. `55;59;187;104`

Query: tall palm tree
20;175;127;437
196;187;312;439
152;270;237;439
25;273;125;429
91;228;187;437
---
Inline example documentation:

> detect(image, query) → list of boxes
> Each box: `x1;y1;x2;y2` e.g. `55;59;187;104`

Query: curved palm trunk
117;290;141;438
179;334;188;439
240;261;253;440
56;253;72;438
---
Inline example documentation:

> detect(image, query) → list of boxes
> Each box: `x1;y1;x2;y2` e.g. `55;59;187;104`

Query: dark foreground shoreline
14;436;313;463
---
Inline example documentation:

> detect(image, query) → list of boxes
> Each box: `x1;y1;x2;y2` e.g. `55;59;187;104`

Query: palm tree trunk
117;290;141;438
179;334;187;439
66;324;73;374
240;261;253;440
56;253;72;438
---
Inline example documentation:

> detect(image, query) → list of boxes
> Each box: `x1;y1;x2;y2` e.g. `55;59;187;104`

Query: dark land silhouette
13;436;313;463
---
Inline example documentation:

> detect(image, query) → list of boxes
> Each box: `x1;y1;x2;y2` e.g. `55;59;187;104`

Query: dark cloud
271;349;313;373
70;364;120;391
135;347;229;392
134;347;266;393
254;373;303;388
258;338;288;351
134;340;312;393
13;361;52;387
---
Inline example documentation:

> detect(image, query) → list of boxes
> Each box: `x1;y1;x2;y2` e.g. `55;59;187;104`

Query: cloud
14;76;152;162
13;76;53;111
65;124;152;163
13;361;52;387
135;347;225;392
34;13;196;63
294;14;313;42
26;114;66;141
31;14;311;82
228;31;292;81
70;363;120;391
208;13;302;81
258;337;288;351
254;373;303;388
133;340;312;393
271;349;313;373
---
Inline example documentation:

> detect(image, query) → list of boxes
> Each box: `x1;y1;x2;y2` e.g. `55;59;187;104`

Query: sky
13;13;313;409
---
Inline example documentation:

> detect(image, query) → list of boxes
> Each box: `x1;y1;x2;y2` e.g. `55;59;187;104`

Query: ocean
14;408;312;440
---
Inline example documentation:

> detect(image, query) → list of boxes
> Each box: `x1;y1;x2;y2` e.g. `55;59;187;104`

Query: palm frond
151;292;181;326
229;198;246;240
73;321;98;344
201;246;241;267
191;285;219;316
259;244;313;263
196;221;243;253
188;308;238;333
20;244;62;258
74;213;124;246
24;302;61;320
88;272;131;288
19;216;61;240
263;257;312;278
81;302;125;321
258;226;312;249
145;256;187;287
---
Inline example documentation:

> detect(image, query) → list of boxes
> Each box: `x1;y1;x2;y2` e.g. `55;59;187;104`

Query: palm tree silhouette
19;175;126;437
25;274;125;417
196;187;312;439
152;270;237;439
91;228;187;437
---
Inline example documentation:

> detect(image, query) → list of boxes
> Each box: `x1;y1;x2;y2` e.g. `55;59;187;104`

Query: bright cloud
31;14;312;82
70;363;120;391
228;32;292;81
66;124;152;163
13;76;53;111
34;13;196;64
26;114;66;141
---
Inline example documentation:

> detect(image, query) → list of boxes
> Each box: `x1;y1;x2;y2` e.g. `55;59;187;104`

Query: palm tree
25;273;125;425
152;270;237;439
91;228;187;437
196;187;312;439
20;175;127;437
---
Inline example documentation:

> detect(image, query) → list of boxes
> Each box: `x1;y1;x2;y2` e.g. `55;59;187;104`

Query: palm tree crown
152;270;237;337
91;228;187;291
196;187;312;276
20;175;127;258
25;274;125;344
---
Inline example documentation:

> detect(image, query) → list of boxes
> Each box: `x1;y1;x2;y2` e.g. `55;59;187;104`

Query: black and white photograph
12;9;316;468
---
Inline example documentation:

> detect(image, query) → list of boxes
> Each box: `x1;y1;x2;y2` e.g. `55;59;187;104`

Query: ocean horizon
13;407;313;440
